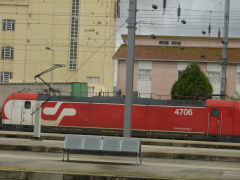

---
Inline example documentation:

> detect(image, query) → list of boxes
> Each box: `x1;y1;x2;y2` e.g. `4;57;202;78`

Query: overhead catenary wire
1;1;240;66
2;10;240;18
2;0;239;93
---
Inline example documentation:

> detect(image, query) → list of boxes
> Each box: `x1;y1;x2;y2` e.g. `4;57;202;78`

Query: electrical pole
123;0;137;137
220;0;230;100
46;47;55;95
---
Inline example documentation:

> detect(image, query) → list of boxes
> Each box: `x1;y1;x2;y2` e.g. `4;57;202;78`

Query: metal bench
62;135;142;165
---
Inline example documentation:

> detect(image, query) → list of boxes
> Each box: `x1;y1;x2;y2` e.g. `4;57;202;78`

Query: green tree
171;62;213;100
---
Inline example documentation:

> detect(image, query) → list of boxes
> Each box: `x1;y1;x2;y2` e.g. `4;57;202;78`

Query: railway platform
1;150;240;180
1;130;240;162
1;131;240;179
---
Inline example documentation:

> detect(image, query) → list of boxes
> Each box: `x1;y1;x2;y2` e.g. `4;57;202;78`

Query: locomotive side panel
2;100;13;124
41;101;209;133
3;100;36;125
41;102;125;128
2;93;239;140
1;93;38;125
233;101;240;136
219;108;233;135
207;107;233;136
206;100;235;136
133;105;208;133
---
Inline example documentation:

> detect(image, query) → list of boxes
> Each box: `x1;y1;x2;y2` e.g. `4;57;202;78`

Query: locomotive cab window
211;109;219;117
24;101;31;109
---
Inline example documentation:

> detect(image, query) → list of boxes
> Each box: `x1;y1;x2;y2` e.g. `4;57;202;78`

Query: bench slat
65;135;84;149
63;135;141;165
120;138;140;153
102;137;121;152
83;136;102;151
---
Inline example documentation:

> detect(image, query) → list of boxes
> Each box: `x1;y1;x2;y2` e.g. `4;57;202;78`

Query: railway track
0;130;240;150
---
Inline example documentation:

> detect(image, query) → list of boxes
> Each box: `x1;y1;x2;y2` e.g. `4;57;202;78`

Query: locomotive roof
37;94;206;107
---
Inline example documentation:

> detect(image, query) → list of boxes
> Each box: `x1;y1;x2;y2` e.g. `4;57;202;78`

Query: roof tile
113;45;240;63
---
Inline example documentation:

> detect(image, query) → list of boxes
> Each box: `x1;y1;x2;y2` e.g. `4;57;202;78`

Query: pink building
113;35;240;99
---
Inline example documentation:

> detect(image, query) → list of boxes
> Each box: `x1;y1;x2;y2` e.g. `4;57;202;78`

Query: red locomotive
1;92;240;141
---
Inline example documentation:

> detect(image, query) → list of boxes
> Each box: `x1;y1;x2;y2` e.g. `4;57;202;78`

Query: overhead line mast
220;0;230;100
123;0;137;138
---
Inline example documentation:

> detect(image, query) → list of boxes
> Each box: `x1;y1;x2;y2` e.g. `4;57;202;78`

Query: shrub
171;62;213;100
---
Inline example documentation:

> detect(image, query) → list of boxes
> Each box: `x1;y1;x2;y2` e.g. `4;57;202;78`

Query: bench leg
136;153;139;165
139;146;142;165
136;153;142;165
62;151;65;161
140;153;142;165
136;154;138;165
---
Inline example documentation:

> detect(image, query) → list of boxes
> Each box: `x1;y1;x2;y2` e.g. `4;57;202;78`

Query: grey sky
117;0;240;46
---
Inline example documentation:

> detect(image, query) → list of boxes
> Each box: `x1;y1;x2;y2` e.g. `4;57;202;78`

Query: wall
123;35;240;48
226;65;237;96
117;60;237;100
0;82;72;107
151;62;177;99
117;60;138;95
0;0;117;94
77;0;117;94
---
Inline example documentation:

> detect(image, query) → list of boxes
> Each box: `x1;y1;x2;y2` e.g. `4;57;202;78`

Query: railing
17;88;227;100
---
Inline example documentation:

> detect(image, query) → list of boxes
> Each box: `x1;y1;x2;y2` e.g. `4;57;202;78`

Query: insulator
208;23;211;35
181;20;186;24
152;4;158;10
163;0;167;14
177;4;181;21
150;34;156;39
218;28;221;38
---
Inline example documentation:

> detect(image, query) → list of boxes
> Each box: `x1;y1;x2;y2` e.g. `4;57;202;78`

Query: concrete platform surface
1;150;240;180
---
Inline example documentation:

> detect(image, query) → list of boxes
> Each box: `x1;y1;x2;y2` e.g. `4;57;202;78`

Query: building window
237;73;240;84
0;72;13;82
88;86;95;97
207;63;221;96
236;72;240;93
208;72;221;84
159;41;169;45
207;71;221;95
171;41;181;46
236;65;240;93
3;19;15;31
69;0;79;70
138;69;152;81
177;63;189;79
1;46;14;60
2;19;15;31
178;71;182;78
87;77;100;83
69;40;77;70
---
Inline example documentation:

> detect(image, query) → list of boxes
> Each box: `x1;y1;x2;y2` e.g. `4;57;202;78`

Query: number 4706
174;109;193;116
